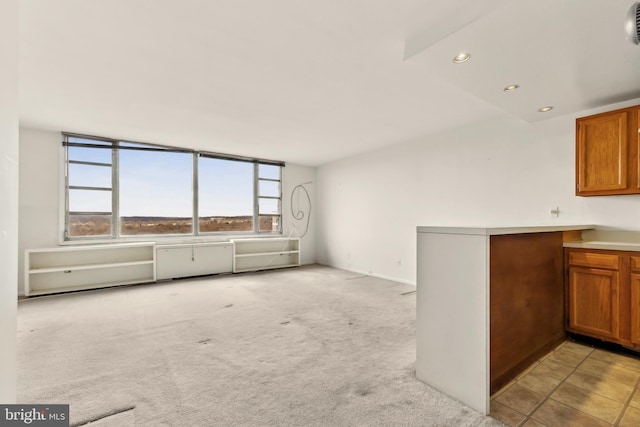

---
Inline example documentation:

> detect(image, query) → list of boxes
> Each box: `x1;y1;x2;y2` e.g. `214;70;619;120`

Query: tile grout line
499;340;569;426
496;340;640;427
509;341;569;427
517;343;596;427
613;370;640;426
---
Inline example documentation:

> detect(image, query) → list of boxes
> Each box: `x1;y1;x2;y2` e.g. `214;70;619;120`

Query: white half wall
316;98;640;285
0;0;18;403
18;127;316;295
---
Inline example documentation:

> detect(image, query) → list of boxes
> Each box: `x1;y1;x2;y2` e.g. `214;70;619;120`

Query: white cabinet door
156;244;232;280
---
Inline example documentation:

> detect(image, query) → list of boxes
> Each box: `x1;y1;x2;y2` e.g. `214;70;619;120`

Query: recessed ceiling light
453;53;470;63
538;106;553;112
504;85;519;92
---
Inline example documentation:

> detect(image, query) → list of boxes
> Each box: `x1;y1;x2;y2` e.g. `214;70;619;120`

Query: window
119;143;193;236
63;134;283;240
66;137;114;238
198;156;254;233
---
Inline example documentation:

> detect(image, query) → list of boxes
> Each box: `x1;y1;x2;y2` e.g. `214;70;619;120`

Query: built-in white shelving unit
24;238;301;297
155;242;233;280
25;242;156;296
231;238;300;273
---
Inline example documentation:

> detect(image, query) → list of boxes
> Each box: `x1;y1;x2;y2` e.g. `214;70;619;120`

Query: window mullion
68;186;112;191
253;163;259;233
193;153;199;235
278;166;282;233
64;142;70;240
69;160;111;167
112;142;119;239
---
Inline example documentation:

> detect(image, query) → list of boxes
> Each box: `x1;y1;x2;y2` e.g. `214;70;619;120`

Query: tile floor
490;340;640;426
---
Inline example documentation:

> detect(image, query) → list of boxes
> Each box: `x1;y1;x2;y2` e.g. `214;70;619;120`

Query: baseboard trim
324;265;416;286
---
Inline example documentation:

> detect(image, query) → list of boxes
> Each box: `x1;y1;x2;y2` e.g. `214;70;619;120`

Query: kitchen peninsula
415;225;593;415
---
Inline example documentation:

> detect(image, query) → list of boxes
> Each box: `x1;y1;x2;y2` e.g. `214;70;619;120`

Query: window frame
64;135;117;241
256;164;283;233
62;132;284;241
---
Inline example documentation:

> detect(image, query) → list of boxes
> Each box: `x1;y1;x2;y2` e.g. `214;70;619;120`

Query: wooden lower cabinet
567;266;620;340
565;248;640;348
631;273;640;345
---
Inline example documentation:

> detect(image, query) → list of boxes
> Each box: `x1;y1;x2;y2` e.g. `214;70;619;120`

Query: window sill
58;232;284;246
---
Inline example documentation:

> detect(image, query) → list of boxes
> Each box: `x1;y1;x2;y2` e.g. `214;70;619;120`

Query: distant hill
68;215;277;236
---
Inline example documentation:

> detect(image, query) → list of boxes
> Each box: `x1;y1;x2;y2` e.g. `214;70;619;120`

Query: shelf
234;250;299;258
41;241;156;251
231;238;300;273
234;264;298;273
29;260;154;274
26;278;154;296
25;242;156;296
28;245;155;270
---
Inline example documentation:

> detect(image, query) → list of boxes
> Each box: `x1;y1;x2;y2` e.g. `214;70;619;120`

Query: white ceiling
19;0;640;166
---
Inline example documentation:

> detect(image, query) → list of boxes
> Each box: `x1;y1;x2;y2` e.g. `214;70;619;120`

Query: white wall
18;128;61;296
17;127;316;295
282;164;316;265
316;99;640;285
0;0;18;403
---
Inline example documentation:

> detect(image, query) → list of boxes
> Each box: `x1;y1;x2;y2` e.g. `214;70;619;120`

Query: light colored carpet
17;265;501;426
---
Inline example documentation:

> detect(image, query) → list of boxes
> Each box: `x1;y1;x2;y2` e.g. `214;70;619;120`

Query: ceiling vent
627;2;640;45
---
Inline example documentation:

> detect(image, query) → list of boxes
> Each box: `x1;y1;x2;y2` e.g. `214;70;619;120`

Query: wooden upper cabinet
576;105;640;196
637;107;640;191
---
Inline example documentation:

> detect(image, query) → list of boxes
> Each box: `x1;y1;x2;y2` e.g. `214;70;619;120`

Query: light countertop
563;241;640;252
416;226;640;251
563;229;640;252
416;225;594;236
